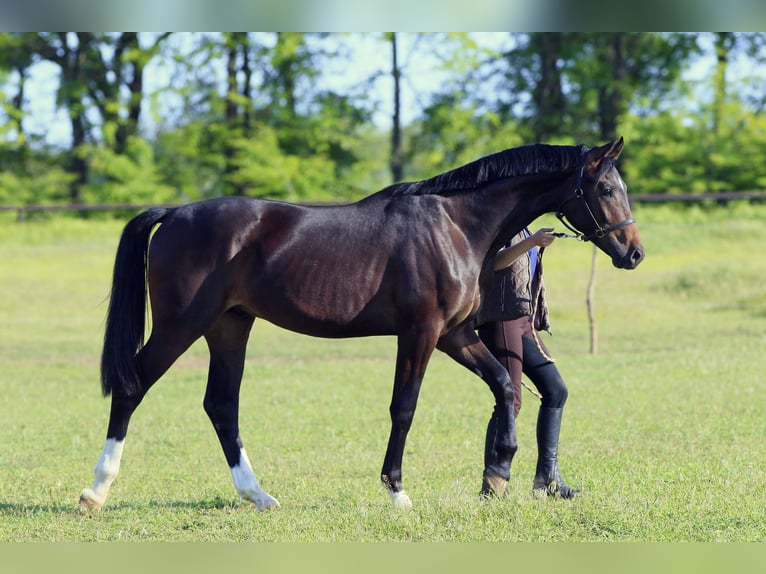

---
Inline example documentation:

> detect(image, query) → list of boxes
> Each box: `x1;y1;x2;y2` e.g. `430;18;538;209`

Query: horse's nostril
631;248;644;265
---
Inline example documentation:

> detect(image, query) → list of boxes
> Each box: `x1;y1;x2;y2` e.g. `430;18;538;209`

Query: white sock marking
81;438;125;506
230;448;280;511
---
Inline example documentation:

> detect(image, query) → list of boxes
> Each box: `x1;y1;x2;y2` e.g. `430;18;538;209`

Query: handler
477;227;580;499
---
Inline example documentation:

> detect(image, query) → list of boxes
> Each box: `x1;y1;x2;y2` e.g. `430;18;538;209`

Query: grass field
0;203;765;542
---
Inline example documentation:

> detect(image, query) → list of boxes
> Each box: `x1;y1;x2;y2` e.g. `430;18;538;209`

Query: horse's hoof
480;474;508;499
78;492;102;514
254;494;281;511
390;490;412;510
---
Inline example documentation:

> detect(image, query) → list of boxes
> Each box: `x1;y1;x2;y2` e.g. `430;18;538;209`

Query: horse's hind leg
203;309;279;511
79;331;196;512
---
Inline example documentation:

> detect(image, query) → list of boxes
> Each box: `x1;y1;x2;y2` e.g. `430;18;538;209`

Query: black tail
100;208;170;397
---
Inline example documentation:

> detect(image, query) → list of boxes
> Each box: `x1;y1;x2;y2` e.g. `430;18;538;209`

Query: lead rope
522;379;543;399
551;230;580;239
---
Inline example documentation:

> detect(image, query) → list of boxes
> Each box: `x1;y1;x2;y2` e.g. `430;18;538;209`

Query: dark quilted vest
477;231;551;332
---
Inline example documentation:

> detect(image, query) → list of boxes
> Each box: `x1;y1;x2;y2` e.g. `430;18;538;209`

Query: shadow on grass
0;496;244;517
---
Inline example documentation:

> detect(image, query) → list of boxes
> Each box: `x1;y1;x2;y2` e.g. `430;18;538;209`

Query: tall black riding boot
533;407;579;499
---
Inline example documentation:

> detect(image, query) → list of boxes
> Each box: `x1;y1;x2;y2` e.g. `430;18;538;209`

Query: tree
0;34;34;171
221;32;255;195
18;33;171;204
25;33;92;203
152;33;372;201
0;35;31;144
388;32;403;183
256;33;372;198
87;33;171;154
528;33;568;142
4;32;766;211
393;33;515;180
706;32;766;192
484;33;698;145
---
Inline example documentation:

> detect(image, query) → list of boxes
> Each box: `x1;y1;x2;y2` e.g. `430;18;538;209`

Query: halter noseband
554;153;635;242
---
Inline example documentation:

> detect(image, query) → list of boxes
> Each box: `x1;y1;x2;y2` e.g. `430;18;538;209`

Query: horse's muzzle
614;245;645;269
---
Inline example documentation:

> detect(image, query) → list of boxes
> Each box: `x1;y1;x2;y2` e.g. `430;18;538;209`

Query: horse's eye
602;187;614;197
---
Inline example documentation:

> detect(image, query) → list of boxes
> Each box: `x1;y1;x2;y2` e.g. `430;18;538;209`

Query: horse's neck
452;175;568;257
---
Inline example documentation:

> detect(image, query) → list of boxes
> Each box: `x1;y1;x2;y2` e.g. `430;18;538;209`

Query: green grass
1;204;765;541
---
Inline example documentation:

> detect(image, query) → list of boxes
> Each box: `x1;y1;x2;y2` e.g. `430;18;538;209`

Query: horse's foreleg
203;311;279;511
381;328;438;509
437;326;518;498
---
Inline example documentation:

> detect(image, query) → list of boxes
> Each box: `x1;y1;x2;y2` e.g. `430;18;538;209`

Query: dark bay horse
79;138;644;512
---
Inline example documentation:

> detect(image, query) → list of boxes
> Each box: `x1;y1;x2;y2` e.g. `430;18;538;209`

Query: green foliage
0;167;74;205
0;140;75;205
152;122;224;202
225;126;334;201
622;99;766;195
79;137;176;205
406;95;529;181
1;33;766;208
621;111;709;195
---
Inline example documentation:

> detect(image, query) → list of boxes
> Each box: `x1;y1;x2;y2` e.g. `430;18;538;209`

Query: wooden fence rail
627;191;766;203
2;191;766;222
0;203;180;222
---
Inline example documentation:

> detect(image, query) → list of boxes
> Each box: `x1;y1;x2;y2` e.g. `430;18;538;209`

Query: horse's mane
387;143;588;197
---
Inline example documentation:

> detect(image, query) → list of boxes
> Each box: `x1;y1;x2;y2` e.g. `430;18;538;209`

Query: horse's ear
586;136;624;167
606;136;624;159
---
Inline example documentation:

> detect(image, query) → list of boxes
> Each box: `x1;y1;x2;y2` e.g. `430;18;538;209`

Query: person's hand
530;227;557;248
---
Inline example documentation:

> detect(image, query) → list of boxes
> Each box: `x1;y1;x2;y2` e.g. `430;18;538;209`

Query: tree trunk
713;32;732;139
710;32;733;195
240;34;253;135
10;64;29;170
113;33;170;154
531;33;566;142
389;32;403;183
223;33;249;196
114;33;142;155
275;32;298;120
598;33;627;140
64;34;90;204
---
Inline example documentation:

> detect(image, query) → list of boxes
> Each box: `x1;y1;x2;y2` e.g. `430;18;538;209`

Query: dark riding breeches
478;316;568;417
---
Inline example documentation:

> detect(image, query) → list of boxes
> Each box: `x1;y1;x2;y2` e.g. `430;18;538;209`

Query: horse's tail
100;208;170;398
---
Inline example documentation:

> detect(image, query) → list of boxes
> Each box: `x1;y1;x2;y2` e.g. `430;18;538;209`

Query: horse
79;137;644;512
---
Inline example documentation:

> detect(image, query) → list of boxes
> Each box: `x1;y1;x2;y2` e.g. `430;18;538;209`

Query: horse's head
556;137;644;269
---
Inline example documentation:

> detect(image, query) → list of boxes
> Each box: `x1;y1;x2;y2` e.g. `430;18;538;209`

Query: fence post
586;243;598;355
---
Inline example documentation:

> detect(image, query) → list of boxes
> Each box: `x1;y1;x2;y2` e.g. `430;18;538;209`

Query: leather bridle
554;155;635;242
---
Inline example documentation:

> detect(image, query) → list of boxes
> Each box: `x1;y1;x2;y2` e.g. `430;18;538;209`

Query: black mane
388;143;587;197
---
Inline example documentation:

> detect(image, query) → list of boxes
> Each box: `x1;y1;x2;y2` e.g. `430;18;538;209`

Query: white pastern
231;449;280;511
80;438;125;507
390;490;413;510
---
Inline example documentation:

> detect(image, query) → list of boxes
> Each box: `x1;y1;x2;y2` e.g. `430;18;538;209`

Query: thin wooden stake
586;243;598;355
